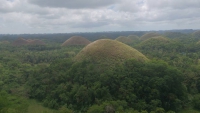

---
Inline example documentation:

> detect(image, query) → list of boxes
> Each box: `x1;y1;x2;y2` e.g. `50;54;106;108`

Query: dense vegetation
0;30;200;113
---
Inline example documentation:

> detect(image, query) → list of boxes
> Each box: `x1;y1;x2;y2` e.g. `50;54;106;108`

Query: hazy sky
0;0;200;34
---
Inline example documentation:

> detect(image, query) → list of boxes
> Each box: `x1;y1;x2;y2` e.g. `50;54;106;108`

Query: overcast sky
0;0;200;34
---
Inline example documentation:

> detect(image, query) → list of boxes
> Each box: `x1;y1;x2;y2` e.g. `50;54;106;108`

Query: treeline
0;29;195;43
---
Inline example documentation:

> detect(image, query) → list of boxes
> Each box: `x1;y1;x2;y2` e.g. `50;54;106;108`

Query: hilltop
61;36;91;46
115;36;133;44
74;39;148;66
140;32;161;40
12;38;45;46
127;35;139;40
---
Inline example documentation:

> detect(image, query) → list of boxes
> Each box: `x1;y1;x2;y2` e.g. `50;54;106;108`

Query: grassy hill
192;30;200;38
115;36;133;44
74;39;148;65
137;36;171;50
140;32;161;40
61;36;91;46
12;38;28;46
127;35;139;40
12;38;45;46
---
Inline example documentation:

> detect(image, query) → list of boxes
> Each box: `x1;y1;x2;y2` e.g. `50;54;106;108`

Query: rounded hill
0;41;10;45
12;38;45;46
74;39;148;65
140;32;161;40
192;30;200;38
115;36;133;44
12;38;28;46
127;35;139;40
61;36;91;46
139;36;170;45
136;36;177;52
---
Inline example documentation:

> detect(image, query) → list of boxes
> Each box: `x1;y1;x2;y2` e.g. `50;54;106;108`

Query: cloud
27;0;120;9
145;0;200;9
0;0;200;33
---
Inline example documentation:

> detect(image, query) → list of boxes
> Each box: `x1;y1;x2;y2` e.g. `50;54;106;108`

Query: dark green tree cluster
26;59;187;112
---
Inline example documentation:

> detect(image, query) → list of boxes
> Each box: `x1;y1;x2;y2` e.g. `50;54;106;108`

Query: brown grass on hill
192;30;200;38
140;32;161;40
12;38;45;46
74;39;148;65
12;38;28;46
115;36;133;44
127;35;139;40
0;41;10;44
61;36;91;46
138;36;171;48
149;36;170;42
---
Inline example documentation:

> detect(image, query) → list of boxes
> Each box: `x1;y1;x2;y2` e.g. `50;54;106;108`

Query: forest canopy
0;30;200;113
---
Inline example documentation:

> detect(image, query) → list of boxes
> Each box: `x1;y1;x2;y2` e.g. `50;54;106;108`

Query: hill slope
12;38;28;46
115;36;133;44
61;36;91;46
127;35;139;40
12;38;45;46
140;32;161;40
74;39;148;65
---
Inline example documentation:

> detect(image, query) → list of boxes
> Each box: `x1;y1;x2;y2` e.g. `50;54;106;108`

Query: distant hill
115;36;133;44
61;36;91;46
127;35;139;40
136;36;184;53
139;36;170;46
12;38;28;46
0;41;10;45
192;30;200;38
163;32;189;39
12;38;45;46
74;39;148;66
140;32;161;40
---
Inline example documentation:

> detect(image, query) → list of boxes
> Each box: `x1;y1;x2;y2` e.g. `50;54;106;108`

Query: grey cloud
146;0;200;10
28;0;120;9
0;0;50;15
72;21;109;28
0;0;200;34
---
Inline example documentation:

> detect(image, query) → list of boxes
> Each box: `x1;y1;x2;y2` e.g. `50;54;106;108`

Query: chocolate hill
137;36;172;51
12;38;45;46
61;36;91;46
127;35;139;40
140;32;161;40
115;36;133;44
74;39;148;65
192;30;200;38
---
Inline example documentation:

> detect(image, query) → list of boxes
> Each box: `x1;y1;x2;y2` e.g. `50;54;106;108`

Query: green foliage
1;32;200;113
27;58;187;112
0;91;28;113
58;106;73;113
193;95;200;110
